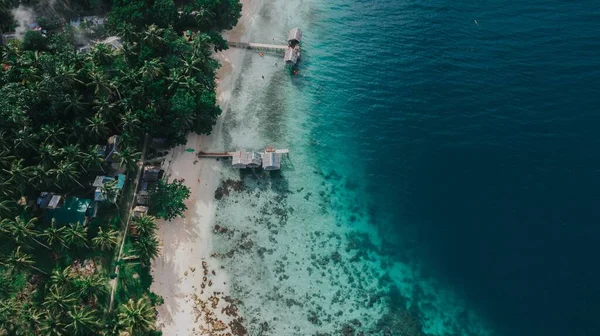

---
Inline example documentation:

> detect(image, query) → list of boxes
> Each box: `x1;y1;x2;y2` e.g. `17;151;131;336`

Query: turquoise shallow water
213;0;600;335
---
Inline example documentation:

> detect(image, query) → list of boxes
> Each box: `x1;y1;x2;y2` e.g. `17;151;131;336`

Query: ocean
213;0;600;335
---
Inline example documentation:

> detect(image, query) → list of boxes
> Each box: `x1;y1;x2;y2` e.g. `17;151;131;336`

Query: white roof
48;195;62;209
93;176;106;187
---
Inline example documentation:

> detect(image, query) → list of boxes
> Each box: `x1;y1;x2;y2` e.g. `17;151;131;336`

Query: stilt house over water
288;28;302;47
284;28;302;65
232;151;250;169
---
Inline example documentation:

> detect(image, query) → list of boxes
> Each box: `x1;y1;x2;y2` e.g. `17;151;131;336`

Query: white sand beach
150;1;258;334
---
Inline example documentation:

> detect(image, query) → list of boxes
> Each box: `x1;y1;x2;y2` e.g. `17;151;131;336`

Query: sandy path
150;1;258;334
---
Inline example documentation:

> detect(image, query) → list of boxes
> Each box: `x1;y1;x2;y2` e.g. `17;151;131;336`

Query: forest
0;0;241;334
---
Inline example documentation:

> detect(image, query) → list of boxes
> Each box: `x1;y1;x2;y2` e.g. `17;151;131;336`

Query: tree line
0;0;241;334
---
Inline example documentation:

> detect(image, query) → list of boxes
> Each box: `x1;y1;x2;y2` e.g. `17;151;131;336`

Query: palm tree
82;145;105;173
0;199;16;217
89;44;115;66
118;297;156;334
141;24;164;48
134;235;160;264
99;179;120;206
92;227;119;251
119;110;141;135
86;113;110;139
178;76;203;95
30;164;52;188
64;222;88;248
191;33;212;59
55;63;83;88
25;307;44;332
43;286;76;312
51;160;84;188
181;55;202;76
75;273;107;301
87;66;112;97
3;158;34;188
1;246;46;274
67;306;100;335
118;68;141;89
39;312;67;336
1;216;50;250
0;148;16;167
138;58;163;81
131;215;157;238
93;96;119;128
50;266;74;288
38;143;60;165
0;299;17;332
166;68;185;92
59;144;84;161
43;219;69;250
40;124;67;145
114;146;141;172
63;92;86;116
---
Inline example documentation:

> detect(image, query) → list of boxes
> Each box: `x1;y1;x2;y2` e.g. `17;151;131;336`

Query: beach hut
288;28;302;46
262;152;281;170
284;47;300;65
231;151;249;169
247;151;262;168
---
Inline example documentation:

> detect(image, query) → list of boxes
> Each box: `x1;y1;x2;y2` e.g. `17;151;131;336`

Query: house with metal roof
232;151;249;168
247;152;262;168
284;47;300;65
37;192;64;209
262;152;282;170
288;28;302;46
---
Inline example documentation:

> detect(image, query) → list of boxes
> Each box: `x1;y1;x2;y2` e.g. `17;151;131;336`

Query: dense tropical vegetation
0;0;241;334
148;179;191;221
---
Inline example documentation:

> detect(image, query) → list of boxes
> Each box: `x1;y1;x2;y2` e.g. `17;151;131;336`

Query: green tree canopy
148;179;190;221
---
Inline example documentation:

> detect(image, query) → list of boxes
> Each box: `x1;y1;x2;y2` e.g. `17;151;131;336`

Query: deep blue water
306;0;600;335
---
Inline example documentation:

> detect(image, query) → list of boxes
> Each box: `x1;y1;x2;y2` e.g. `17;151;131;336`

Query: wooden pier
227;41;288;53
227;28;302;65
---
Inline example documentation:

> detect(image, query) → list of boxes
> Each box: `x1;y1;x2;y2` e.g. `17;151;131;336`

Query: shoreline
150;1;258;334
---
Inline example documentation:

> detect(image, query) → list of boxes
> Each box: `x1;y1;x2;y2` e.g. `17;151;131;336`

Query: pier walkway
227;41;288;53
226;28;302;65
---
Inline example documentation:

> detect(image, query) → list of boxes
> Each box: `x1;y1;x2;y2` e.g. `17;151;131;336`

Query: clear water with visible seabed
212;0;600;335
